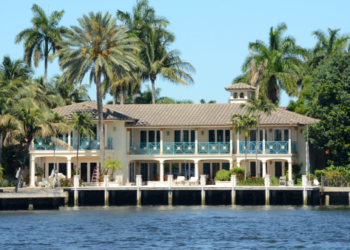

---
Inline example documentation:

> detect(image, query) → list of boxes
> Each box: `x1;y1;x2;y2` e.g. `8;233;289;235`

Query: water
1;206;350;249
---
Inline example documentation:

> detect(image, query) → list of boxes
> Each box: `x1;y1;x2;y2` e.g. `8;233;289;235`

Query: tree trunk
76;132;79;178
112;94;116;105
119;85;124;105
151;75;156;104
133;93;137;104
245;137;247;181
15;137;32;193
44;39;48;85
256;126;258;177
95;68;105;169
0;133;3;168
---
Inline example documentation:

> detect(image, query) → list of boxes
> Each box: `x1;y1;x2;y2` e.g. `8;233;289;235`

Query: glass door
141;163;148;182
129;163;135;183
250;162;256;177
81;163;88;182
212;163;219;179
274;130;282;141
59;163;67;176
275;162;282;177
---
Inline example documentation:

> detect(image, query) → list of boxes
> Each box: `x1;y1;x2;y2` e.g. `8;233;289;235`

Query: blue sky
1;0;350;106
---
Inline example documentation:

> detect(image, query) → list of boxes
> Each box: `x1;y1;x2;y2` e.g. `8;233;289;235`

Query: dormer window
239;93;244;98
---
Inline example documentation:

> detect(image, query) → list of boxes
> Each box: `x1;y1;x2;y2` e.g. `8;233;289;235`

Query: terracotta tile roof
53;101;136;120
225;83;256;91
106;103;318;127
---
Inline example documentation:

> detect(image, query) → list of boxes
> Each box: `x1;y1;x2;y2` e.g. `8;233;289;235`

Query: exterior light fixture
201;131;204;136
167;131;170;136
269;129;272;133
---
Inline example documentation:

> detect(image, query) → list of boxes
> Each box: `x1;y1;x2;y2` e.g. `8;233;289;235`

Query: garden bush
230;167;245;181
270;177;280;186
214;170;231;181
237;177;264;186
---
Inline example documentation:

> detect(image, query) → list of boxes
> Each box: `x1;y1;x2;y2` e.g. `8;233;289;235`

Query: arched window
233;93;238;99
239;92;244;98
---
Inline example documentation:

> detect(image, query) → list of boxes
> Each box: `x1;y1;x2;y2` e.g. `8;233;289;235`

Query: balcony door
274;130;282;141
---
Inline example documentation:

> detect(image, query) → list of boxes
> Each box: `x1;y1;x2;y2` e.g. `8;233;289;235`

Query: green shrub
214;170;231;181
230;167;245;181
270;177;280;186
238;177;264;186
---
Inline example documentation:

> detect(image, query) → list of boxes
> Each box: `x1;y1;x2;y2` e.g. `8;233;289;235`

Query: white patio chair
279;176;286;186
188;177;199;186
174;176;185;186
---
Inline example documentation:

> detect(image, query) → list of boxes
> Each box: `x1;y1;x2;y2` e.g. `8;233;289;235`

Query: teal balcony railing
34;137;113;150
265;141;289;154
198;142;230;154
129;142;160;155
239;141;263;154
163;142;195;154
34;137;69;150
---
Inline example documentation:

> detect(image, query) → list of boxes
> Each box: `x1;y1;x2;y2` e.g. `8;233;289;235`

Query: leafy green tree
141;25;195;104
15;4;69;84
102;157;124;178
55;12;141;167
230;114;258;180
0;56;33;80
240;98;277;176
307;52;350;166
70;112;95;178
235;23;304;103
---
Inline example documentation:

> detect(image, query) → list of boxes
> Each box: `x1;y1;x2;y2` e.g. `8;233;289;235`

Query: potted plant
214;169;231;186
102;157;124;186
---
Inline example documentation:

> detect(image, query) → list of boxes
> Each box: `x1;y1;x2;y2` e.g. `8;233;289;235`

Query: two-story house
29;83;317;187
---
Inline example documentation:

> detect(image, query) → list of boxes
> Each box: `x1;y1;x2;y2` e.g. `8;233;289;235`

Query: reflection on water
0;206;350;249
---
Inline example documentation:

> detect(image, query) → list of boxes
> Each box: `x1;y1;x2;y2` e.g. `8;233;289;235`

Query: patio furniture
279;176;286;186
153;174;160;181
188;177;199;186
174;176;186;186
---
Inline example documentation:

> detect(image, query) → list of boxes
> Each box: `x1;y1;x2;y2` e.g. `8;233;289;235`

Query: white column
236;131;240;154
126;128;130;154
263;127;266;154
104;122;108;148
160;129;163;154
160;161;164;182
68;130;71;150
262;161;266;177
230;128;233;154
288;161;292;183
87;163;91;183
29;155;35;187
195;160;199;179
288;126;292;154
67;158;71;179
229;159;233;170
236;161;240;167
195;128;198;154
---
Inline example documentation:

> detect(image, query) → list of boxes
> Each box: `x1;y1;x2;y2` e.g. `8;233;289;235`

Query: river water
0;206;350;249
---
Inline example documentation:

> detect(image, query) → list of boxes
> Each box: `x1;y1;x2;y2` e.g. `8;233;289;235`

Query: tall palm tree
50;75;91;105
142;26;195;104
237;23;304;103
117;0;168;41
307;28;350;69
239;98;277;177
13;107;69;192
15;4;69;84
230;114;257;180
55;12;141;167
0;56;33;80
70;112;95;180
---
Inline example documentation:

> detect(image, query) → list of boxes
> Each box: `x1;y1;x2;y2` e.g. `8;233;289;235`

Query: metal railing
163;142;195;154
34;137;113;150
239;141;263;154
265;141;289;154
198;142;230;154
321;176;350;187
129;142;161;155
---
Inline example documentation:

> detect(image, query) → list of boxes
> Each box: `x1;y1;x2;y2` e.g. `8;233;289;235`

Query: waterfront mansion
29;83;318;187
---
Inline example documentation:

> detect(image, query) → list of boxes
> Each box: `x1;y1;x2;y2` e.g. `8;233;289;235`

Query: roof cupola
225;83;256;104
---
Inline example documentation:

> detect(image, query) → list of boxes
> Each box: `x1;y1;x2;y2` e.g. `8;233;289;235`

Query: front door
141;163;148;182
250;162;256;177
81;163;88;182
212;163;219;179
275;162;282;177
48;163;56;177
90;163;97;182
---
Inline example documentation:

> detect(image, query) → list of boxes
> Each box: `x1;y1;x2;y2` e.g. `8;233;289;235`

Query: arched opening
239;92;244;98
233;93;238;99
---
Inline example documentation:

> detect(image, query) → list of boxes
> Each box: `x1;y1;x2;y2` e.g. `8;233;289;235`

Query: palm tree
70;112;95;179
239;98;277;177
102;157;124;178
141;25;195;104
237;23;304;103
50;75;90;105
55;12;141;167
0;56;33;80
13;107;69;192
307;28;350;69
230;114;258;180
15;4;69;84
117;0;169;41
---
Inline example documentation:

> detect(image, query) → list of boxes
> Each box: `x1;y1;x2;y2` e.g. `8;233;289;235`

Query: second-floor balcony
129;141;296;155
34;137;113;151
